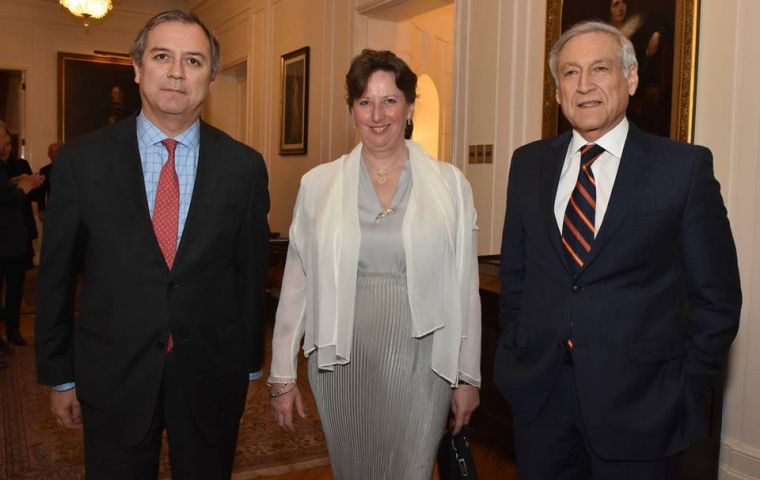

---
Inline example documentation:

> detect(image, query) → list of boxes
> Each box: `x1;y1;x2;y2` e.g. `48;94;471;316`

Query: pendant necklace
362;147;408;222
363;152;402;185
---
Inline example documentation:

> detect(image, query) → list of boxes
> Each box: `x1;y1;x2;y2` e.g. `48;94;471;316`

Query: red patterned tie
153;139;178;354
153;139;179;269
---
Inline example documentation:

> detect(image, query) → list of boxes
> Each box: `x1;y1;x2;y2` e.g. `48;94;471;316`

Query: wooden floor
259;437;518;480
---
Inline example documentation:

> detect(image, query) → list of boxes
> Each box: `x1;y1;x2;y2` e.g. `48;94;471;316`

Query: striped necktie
562;143;605;274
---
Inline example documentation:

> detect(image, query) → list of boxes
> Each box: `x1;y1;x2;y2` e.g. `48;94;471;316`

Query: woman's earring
404;118;414;139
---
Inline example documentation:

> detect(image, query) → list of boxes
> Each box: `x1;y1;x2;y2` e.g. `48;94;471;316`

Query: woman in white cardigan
268;49;481;479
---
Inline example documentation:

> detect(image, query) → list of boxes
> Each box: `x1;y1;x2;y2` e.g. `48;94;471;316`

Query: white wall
698;0;760;478
452;0;545;255
0;0;183;170
192;0;355;235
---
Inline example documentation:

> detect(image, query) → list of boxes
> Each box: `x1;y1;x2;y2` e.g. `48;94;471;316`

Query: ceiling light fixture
60;0;113;27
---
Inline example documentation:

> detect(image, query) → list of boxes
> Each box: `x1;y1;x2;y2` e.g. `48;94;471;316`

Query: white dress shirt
554;118;629;236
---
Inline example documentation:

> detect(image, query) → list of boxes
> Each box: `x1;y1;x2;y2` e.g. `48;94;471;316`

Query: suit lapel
540;132;573;274
583;124;654;272
109;118;169;269
111;118;149;220
173;121;221;270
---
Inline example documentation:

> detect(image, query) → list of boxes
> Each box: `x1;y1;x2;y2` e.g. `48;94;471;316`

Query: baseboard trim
720;441;760;480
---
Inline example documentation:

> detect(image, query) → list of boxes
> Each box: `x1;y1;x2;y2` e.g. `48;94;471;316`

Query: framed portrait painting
542;0;700;142
58;52;141;143
279;47;310;155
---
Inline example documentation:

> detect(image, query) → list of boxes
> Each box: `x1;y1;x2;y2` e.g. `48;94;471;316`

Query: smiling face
351;70;413;157
555;31;638;142
133;21;213;135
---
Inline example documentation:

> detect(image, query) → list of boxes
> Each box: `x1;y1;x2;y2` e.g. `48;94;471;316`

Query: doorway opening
206;61;248;144
359;0;455;161
0;69;26;159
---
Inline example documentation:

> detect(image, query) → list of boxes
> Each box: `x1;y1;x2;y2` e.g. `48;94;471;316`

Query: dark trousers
512;363;680;480
0;256;26;336
83;353;240;480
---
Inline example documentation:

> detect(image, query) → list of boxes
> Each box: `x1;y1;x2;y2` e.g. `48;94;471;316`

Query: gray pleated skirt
308;272;451;480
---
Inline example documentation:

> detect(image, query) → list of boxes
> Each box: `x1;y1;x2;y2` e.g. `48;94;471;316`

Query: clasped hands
10;173;44;194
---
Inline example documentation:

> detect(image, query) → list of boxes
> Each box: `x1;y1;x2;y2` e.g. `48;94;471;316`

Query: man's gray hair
129;10;221;80
548;20;638;86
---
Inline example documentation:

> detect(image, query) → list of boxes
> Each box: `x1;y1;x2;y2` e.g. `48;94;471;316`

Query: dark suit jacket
38;162;53;212
495;124;741;460
3;156;38;264
0;163;28;258
35;116;270;446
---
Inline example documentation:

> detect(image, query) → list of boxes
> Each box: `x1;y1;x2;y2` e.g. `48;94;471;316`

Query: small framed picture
279;47;310;155
58;52;141;143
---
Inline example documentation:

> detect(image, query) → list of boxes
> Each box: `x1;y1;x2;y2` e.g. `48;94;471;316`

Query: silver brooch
374;208;396;222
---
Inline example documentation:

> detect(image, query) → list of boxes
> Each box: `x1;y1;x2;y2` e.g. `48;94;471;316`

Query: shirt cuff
249;370;263;381
53;382;76;392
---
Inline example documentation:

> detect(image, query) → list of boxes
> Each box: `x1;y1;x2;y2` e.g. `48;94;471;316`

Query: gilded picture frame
279;47;310;155
58;52;140;143
542;0;700;142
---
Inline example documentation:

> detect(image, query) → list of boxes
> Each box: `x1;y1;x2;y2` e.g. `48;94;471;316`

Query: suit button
572;285;581;293
156;342;165;351
168;281;177;289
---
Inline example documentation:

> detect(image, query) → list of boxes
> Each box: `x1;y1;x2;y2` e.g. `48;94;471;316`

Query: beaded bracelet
269;382;296;398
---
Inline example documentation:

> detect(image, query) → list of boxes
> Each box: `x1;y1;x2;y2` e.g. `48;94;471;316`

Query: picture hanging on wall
58;52;141;143
279;46;310;155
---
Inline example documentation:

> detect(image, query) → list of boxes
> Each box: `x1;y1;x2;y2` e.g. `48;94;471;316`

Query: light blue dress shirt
137;112;199;243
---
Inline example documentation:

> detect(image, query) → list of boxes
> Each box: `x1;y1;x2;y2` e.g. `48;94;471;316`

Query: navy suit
495;124;741;462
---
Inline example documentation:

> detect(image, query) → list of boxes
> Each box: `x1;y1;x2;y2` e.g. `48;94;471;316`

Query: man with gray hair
495;20;741;478
36;10;270;477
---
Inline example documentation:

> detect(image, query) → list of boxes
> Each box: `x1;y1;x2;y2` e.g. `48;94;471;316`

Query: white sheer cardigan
268;140;481;387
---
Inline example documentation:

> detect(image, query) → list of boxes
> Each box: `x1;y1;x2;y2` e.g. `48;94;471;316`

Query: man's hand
13;174;44;194
450;384;480;435
50;388;82;429
270;384;306;432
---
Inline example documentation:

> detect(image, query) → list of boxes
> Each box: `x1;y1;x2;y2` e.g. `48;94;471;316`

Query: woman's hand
270;384;306;432
450;384;480;435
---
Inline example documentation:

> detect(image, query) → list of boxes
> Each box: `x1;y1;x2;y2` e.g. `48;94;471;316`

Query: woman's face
610;0;627;24
351;70;412;156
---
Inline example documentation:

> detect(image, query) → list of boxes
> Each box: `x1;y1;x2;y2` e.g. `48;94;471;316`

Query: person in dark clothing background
0;120;43;348
37;142;59;218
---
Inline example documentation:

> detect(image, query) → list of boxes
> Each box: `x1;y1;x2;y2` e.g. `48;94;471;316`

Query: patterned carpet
2;270;328;479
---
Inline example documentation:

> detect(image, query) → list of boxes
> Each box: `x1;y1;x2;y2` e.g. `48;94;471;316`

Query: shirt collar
136;111;201;152
570;117;629;159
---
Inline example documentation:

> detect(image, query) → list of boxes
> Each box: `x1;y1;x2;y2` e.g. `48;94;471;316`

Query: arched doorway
412;74;440;159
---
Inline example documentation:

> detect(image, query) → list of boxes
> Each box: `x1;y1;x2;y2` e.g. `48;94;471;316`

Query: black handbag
437;427;479;479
